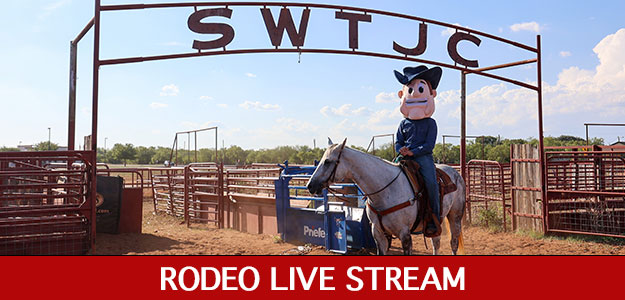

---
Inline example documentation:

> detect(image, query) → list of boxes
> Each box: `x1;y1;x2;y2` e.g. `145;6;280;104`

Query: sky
1;0;625;150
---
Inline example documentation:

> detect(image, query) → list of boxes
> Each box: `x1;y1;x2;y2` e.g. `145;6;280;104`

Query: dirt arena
95;200;625;255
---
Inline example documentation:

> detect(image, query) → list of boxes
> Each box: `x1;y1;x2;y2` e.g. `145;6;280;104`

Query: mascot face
399;79;437;120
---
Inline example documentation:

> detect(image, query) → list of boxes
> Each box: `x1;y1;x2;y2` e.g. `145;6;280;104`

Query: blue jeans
411;154;440;223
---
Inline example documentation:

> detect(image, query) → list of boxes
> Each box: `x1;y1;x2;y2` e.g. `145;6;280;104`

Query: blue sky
2;0;625;150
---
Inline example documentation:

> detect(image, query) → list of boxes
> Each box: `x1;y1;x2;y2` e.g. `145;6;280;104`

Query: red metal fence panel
545;151;625;238
0;151;94;255
466;160;511;231
185;163;223;227
150;167;185;217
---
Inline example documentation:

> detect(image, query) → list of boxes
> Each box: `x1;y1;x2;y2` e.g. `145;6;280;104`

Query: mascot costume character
394;65;443;237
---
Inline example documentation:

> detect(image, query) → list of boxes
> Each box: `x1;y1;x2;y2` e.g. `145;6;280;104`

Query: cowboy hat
393;65;443;89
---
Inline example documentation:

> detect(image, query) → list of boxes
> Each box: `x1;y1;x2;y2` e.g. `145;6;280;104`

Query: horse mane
345;146;400;168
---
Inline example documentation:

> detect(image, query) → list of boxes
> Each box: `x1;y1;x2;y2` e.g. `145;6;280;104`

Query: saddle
398;159;457;237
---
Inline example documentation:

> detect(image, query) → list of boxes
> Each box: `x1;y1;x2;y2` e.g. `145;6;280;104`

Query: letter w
261;8;310;47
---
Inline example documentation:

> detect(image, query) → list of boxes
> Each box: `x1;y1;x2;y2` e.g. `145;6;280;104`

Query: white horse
307;138;465;255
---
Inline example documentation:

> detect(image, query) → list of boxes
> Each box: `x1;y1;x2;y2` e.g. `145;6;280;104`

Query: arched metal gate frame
69;1;545;250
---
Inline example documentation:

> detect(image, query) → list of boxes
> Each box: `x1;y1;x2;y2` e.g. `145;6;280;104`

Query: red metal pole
184;165;189;227
89;0;101;253
499;162;506;231
460;71;468;224
68;42;77;151
510;144;516;231
536;35;548;234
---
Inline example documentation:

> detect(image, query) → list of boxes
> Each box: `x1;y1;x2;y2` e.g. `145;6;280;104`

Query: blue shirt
395;118;437;157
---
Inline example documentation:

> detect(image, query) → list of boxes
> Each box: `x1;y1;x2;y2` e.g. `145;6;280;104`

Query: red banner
1;256;622;298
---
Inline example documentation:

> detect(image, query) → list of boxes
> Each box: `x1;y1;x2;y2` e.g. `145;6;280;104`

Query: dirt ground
95;200;625;255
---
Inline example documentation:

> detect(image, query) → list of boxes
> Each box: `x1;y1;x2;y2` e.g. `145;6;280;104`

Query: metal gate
150;167;185;217
0;151;94;255
545;150;625;237
185;163;224;228
466;160;511;231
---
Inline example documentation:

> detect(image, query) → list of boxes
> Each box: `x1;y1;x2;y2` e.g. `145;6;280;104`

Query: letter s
346;266;363;291
188;8;235;50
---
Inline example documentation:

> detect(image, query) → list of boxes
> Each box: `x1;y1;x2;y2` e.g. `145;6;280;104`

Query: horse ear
340;138;347;150
327;137;334;146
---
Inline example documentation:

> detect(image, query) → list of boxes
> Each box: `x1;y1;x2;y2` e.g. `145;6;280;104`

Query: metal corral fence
225;165;281;234
186;163;223;227
0;151;95;255
148;163;284;232
466;160;512;231
545;149;625;238
150;167;185;218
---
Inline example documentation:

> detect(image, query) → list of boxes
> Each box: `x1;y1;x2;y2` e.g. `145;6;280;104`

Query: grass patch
476;207;504;233
516;229;625;246
273;235;284;244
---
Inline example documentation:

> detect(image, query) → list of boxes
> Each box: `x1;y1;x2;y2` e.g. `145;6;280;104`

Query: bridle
327;141;346;184
326;141;403;199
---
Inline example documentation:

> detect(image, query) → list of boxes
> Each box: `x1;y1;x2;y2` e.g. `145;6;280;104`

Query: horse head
306;137;347;195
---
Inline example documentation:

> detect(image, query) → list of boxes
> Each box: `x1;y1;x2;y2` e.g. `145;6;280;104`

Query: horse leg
371;223;389;255
430;236;441;255
448;213;464;255
399;229;412;255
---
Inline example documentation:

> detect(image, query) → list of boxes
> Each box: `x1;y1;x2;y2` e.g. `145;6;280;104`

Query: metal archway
69;1;547;248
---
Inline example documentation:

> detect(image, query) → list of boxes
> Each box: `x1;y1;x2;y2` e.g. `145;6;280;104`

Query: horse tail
444;217;465;255
457;230;465;255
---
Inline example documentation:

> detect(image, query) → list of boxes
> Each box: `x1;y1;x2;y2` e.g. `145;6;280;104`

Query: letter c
447;32;481;68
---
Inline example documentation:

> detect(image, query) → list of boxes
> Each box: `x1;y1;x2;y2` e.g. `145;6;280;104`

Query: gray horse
307;138;465;255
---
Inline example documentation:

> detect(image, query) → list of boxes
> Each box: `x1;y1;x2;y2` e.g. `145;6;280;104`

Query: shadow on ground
94;233;193;255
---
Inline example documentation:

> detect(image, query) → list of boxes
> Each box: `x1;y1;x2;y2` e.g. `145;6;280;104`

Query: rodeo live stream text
161;266;465;291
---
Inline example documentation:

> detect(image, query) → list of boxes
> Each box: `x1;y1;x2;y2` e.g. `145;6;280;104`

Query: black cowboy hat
394;65;443;89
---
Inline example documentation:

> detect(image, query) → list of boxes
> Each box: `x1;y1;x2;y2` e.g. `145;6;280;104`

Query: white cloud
559;51;572;58
438;28;625;129
149;102;168;109
36;0;72;30
320;104;370;117
160;84;179;97
199;96;214;101
275;118;319;132
441;23;472;37
366;108;401;127
44;0;72;11
163;42;184;47
180;121;219;129
510;21;541;33
239;101;280;111
245;73;257;78
217;103;228;108
375;92;399;103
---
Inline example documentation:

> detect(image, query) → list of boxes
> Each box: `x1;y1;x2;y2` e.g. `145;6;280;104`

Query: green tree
109;143;136;165
33;141;59;151
151;147;171;165
96;147;110;163
0;147;20;152
433;143;459;164
135;146;156;165
223;145;249;165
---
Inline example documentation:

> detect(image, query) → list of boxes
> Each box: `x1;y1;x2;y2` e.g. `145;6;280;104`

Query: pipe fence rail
545;150;625;238
0;151;94;255
466;160;511;231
